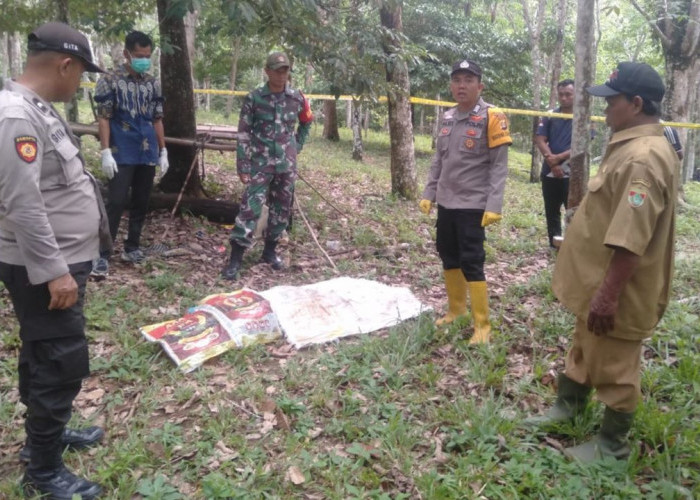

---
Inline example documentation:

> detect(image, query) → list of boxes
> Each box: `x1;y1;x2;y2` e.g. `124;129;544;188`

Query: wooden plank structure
70;122;238;151
71;122;241;223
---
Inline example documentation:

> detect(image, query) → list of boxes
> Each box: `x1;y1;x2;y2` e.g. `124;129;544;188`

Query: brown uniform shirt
422;98;512;212
552;124;679;340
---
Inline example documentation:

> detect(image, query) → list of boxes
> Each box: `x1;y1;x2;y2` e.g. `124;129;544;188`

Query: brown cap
450;59;482;78
266;52;290;70
28;22;104;73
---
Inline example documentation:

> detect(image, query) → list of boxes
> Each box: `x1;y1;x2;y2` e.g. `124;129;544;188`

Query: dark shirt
536;107;572;178
663;126;682;156
94;64;164;166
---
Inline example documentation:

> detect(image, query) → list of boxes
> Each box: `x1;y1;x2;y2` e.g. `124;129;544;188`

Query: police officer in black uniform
0;22;111;499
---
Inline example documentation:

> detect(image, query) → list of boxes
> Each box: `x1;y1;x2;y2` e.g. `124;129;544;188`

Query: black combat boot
261;240;284;270
23;444;102;500
19;426;104;463
221;242;246;280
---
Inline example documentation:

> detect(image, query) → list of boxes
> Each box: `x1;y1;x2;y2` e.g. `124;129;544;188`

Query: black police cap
450;59;482;78
587;61;664;102
28;22;104;73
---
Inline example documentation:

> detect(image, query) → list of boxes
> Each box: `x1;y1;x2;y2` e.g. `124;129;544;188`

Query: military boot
523;373;591;427
19;426;104;463
260;239;284;270
23;444;102;500
564;406;634;462
221;242;246;280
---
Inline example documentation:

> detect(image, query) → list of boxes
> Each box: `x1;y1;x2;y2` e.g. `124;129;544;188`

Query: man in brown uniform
420;58;512;344
524;62;679;463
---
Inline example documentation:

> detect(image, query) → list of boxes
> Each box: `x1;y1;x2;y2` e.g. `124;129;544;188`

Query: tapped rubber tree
567;0;596;216
156;0;201;195
379;0;418;200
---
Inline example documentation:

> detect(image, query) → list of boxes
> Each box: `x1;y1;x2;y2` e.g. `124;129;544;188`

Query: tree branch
627;0;671;49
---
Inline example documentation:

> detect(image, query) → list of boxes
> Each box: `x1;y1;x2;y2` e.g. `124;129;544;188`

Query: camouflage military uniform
230;83;312;247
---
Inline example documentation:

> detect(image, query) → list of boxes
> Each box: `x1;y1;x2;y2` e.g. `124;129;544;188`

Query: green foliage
137;474;183;499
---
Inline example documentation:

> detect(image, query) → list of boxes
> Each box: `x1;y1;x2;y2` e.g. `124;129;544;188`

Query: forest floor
1;125;698;499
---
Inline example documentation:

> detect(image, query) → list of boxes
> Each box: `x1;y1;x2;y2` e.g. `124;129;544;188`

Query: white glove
159;148;169;176
100;148;118;180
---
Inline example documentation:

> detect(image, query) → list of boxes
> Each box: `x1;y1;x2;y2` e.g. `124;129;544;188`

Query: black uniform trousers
103;164;156;256
0;261;91;470
436;206;486;282
541;175;569;247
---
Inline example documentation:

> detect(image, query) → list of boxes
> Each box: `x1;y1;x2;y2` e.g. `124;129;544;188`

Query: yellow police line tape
79;82;700;129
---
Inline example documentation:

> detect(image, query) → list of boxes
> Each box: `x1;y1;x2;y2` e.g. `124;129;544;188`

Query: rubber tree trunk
521;0;547;183
56;0;79;123
323;99;340;141
666;58;699;184
225;36;241;118
5;32;22;79
157;0;201;196
432;94;440;150
351;100;363;161
380;1;418;200
567;0;596;220
547;0;569;108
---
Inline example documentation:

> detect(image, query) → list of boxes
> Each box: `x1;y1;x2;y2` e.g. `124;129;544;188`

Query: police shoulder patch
15;136;38;163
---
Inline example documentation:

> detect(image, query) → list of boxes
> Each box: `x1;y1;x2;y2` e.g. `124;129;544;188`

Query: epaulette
22;95;59;119
28;97;51;115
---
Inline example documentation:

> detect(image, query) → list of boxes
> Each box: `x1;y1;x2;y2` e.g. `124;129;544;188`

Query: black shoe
221;242;245;280
22;465;102;500
19;426;104;463
261;240;284;270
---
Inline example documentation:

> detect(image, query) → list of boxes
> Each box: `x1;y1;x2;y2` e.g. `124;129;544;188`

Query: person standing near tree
221;51;313;280
91;30;168;278
419;58;512;344
0;22;110;499
534;79;574;248
524;62;679;463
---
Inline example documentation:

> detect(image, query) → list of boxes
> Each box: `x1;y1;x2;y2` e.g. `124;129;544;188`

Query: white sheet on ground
260;277;431;348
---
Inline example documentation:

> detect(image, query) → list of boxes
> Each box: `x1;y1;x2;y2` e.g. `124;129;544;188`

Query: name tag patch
15;136;38;163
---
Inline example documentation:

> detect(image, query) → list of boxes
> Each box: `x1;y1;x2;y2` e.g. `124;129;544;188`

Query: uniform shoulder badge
15;136;38;163
486;108;513;148
628;188;647;208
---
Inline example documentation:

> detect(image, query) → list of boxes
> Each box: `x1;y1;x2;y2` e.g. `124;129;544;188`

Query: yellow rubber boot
468;281;491;344
435;269;468;326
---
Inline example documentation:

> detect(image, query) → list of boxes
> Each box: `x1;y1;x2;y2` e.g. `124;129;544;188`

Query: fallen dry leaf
433;436;448;464
275;408;292;431
259;399;277;413
286;465;306;485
